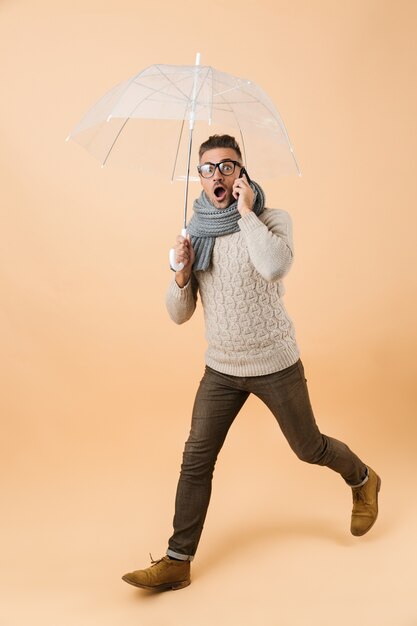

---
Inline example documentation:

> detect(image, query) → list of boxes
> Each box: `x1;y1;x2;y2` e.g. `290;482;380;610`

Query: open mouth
213;185;227;202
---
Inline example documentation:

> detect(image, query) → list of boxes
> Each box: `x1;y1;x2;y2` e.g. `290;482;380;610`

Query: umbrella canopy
67;59;301;182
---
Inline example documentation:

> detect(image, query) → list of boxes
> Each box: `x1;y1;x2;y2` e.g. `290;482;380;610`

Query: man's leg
252;360;366;483
250;359;380;535
122;367;248;590
167;366;249;559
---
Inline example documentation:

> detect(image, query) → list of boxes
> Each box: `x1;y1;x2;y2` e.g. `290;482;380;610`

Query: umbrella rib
129;69;197;177
211;87;236;115
213;77;293;140
131;83;190;104
101;117;131;166
123;66;212;123
211;73;280;110
99;71;192;134
210;73;259;100
149;66;194;101
209;67;213;124
213;85;256;102
212;99;259;106
154;64;198;104
154;65;211;119
210;77;300;173
256;100;299;154
214;88;247;166
171;118;186;182
135;65;199;101
124;79;190;115
238;126;248;171
131;75;193;104
108;66;205;124
212;90;251;169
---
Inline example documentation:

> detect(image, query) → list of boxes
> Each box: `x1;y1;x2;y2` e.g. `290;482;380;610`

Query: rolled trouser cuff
166;548;194;562
348;467;369;488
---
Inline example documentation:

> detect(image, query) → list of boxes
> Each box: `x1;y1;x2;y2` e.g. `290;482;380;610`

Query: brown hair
198;134;242;161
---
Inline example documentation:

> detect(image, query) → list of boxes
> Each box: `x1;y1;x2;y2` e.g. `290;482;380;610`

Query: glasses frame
197;159;242;179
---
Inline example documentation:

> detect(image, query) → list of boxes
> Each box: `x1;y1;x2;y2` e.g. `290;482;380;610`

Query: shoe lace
149;553;164;566
353;488;366;503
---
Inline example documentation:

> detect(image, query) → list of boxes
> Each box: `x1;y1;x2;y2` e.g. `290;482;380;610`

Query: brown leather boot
122;555;190;591
351;466;381;536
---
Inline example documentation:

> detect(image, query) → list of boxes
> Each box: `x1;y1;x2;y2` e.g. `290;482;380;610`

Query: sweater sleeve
238;209;294;282
165;274;199;324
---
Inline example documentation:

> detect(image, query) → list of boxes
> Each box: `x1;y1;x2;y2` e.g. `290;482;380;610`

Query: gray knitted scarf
187;181;265;271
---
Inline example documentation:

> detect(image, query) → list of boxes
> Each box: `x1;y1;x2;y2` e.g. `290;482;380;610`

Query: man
122;134;381;592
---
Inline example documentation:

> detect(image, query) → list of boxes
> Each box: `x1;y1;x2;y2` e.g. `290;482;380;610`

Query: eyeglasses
197;160;241;179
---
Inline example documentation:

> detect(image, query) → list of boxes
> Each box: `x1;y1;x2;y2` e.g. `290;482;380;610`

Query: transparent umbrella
67;54;300;268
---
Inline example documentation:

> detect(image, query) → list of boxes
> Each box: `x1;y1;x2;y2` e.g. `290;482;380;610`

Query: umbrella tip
195;52;201;65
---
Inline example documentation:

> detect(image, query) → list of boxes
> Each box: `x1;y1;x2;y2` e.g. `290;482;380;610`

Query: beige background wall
1;1;416;625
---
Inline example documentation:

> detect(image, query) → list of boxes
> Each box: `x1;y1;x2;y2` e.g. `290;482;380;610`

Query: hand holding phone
233;167;255;215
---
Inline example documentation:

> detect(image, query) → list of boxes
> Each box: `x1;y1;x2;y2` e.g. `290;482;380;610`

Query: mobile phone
240;167;252;185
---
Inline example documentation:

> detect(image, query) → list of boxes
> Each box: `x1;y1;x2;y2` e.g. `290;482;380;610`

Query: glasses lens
218;161;236;176
199;163;215;178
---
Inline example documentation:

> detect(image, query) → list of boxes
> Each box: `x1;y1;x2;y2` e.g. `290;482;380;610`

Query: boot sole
122;575;191;591
351;475;381;537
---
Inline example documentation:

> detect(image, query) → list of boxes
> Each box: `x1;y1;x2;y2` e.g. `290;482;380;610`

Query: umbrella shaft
182;54;200;229
182;127;193;230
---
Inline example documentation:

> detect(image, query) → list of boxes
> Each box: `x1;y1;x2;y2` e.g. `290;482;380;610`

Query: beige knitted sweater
166;209;300;377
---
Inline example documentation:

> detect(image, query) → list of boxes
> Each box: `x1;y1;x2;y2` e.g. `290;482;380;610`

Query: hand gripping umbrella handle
169;228;187;272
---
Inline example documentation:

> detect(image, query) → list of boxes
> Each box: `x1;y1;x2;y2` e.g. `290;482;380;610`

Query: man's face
198;147;242;209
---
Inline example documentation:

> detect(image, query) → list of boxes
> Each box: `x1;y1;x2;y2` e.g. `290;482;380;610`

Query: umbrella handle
169;228;187;272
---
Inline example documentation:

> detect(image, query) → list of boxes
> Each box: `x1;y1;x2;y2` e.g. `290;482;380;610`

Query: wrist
175;269;191;288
